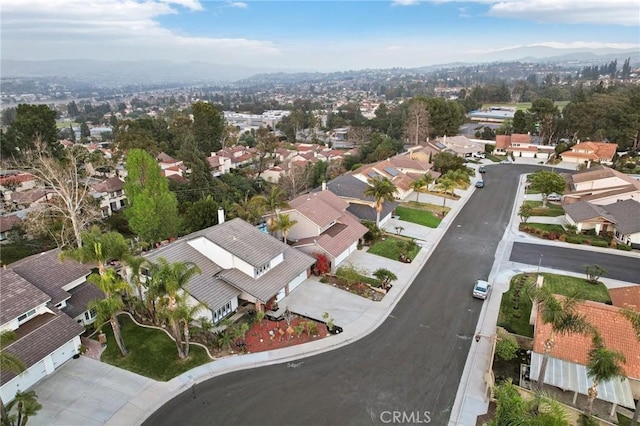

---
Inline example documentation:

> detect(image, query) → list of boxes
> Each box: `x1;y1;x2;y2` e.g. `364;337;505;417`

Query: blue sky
2;0;638;71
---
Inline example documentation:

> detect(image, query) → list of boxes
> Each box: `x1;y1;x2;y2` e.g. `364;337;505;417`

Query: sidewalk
448;173;639;426
103;183;480;425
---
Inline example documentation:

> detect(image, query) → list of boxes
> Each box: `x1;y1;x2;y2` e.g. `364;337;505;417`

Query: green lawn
486;153;506;163
395;206;442;228
523;201;565;217
404;200;450;216
101;314;211;381
498;273;611;338
368;236;420;262
522;223;566;234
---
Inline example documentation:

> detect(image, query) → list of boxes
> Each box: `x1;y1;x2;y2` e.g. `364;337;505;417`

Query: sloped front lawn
101;314;211;381
497;273;611;338
395;206;442;228
367;236;420;262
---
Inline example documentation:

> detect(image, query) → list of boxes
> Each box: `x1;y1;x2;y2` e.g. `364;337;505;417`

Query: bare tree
278;163;312;199
404;100;430;145
16;139;100;248
347;126;372;147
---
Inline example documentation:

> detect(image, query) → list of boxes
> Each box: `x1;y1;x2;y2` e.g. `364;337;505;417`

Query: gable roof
62;282;105;319
603;199;640;235
10;189;48;205
533;299;640;379
563;201;616;223
0;308;84;384
0;269;51;325
0;215;22;233
10;249;94;305
289;190;348;228
570;142;617;161
92;177;124;193
145;240;240;311
326;174;398;221
199;218;285;267
609;286;640;311
293;209;367;258
157;152;180;164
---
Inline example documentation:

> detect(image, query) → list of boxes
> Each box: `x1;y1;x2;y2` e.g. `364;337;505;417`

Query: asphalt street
144;164;551;426
511;242;640;283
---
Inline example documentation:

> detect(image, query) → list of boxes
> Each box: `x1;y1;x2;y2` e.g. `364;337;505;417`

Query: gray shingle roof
144;240;239;310
199;218;285;267
564;201;615;223
0;269;50;325
1;309;84;383
62;282;105;319
603;200;640;235
11;249;94;305
346;202;397;223
218;246;314;302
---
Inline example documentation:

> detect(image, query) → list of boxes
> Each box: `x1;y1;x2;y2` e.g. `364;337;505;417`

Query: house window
17;309;36;324
84;309;97;321
110;201;117;211
102;209;109;218
254;262;271;278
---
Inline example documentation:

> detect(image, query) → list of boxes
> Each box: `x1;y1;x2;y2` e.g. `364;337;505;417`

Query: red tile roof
0;215;22;233
511;133;531;144
289;190;348;228
495;135;510;150
569;142;617;162
0;173;36;186
533;298;640;379
609;286;640;311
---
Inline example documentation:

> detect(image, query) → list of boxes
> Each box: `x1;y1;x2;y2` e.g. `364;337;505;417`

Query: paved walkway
26;161;637;426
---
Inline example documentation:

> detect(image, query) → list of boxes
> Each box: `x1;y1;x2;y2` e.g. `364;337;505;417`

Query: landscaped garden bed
519;223;632;250
367;235;420;262
522;200;565;217
320;273;386;301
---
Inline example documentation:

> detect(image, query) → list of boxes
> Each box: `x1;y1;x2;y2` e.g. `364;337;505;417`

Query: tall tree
191;101;225;154
4;390;42;426
60;226;129;276
529;170;565;207
404;99;430;145
253;127;280;178
124;149;181;244
17;140;100;248
364;176;397;225
88;269;129;356
2;104;61;159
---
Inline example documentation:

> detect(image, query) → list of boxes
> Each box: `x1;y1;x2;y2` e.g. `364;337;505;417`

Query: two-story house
0;250;101;405
561;142;617;166
562;165;640;205
91;177;126;218
144;216;315;323
283;187;368;272
326;174;398;226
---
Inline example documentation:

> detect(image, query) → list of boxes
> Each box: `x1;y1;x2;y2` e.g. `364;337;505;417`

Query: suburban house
282;187;368;272
0;250;101;405
206;153;233;177
530;298;639;416
326;174;398;226
436;135;486;158
91;176;126;218
562;165;640;205
0;214;22;243
494;133;553;159
609;285;640;311
561;142;618;165
563;199;640;248
143;216;315;323
156;152;185;178
8;189;51;210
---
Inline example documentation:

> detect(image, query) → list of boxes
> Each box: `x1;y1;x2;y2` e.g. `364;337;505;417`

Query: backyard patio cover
530;353;635;409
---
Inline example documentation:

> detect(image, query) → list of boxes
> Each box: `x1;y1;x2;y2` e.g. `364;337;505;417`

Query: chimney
218;208;225;224
322;181;327;191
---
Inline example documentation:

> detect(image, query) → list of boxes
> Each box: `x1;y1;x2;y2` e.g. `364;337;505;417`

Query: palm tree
489;379;568;425
533;289;592;391
231;192;265;225
88;269;130;356
270;213;297;243
585;332;626;417
255;186;289;228
422;172;434;191
154;258;201;310
170;294;207;358
1;331;26;426
5;390;42;426
60;226;129;276
410;179;424;202
364;176;396;226
125;255;148;302
435;177;456;207
444;169;470;187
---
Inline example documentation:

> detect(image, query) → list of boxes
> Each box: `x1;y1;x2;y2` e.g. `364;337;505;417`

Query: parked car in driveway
473;280;491;299
500;159;512;164
547;193;562;202
475;180;485;188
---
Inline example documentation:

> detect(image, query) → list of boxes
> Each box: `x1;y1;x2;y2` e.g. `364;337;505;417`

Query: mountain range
2;46;638;85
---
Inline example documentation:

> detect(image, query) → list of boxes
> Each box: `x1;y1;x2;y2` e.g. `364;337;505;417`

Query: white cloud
228;1;248;8
391;0;422;6
427;0;639;26
1;0;278;64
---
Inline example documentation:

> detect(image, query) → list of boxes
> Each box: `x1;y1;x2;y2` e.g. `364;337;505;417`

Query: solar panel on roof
367;171;378;178
435;142;447;149
384;167;399;177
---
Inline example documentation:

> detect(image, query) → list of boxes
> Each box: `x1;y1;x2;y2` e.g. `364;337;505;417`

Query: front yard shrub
617;244;632;251
591;241;608;247
567;236;582;244
495;331;519;362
